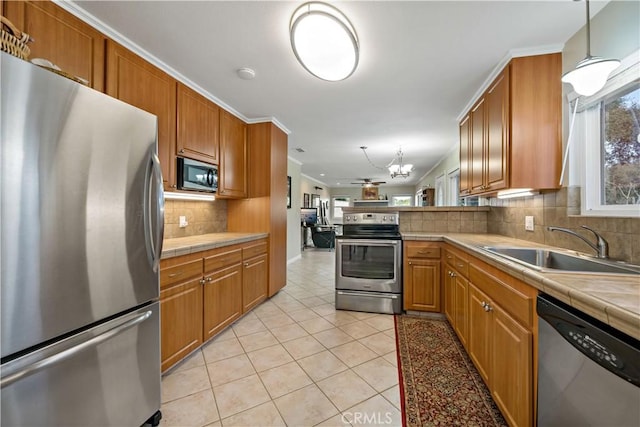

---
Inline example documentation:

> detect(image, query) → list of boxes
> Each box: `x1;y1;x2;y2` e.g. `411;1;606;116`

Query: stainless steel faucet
547;225;609;259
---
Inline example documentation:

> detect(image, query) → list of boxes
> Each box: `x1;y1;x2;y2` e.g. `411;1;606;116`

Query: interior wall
416;146;459;191
300;174;331;204
287;158;302;262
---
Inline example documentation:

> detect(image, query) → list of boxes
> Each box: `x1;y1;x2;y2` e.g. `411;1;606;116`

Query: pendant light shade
562;0;620;96
290;2;359;81
562;56;621;96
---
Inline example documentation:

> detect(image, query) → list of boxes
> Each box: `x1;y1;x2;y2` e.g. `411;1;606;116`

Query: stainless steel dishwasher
537;294;640;427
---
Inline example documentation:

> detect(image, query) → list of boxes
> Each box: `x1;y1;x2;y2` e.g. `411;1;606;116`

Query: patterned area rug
395;315;507;427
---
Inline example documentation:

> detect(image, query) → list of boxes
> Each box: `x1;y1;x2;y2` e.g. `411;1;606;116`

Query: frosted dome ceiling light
290;2;359;81
562;0;620;96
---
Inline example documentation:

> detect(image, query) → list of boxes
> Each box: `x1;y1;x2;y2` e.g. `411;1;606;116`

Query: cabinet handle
244;262;249;267
457;263;464;268
409;261;412;265
171;184;177;189
482;302;493;312
168;271;182;278
199;279;206;285
179;149;184;153
207;277;213;282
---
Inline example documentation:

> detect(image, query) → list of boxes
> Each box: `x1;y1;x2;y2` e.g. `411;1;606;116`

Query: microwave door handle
207;169;214;186
145;153;164;272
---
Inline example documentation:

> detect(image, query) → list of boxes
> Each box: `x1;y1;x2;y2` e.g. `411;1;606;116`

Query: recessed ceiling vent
295;147;306;153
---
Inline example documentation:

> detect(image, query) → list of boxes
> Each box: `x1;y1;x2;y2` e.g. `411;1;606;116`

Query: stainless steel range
335;212;402;314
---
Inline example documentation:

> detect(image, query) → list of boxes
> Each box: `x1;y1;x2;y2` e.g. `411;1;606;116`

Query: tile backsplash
488;187;640;264
164;199;227;239
399;209;489;233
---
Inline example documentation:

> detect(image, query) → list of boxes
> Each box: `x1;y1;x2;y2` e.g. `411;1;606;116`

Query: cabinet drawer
469;263;534;328
243;241;267;260
406;243;441;259
443;249;455;265
160;259;202;289
453;255;469;277
204;248;242;273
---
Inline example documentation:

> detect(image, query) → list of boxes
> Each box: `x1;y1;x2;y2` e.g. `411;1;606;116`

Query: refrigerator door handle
145;153;165;272
1;310;153;389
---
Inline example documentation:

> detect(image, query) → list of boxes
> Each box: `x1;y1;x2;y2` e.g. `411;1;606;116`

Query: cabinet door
404;259;441;312
468;283;492;386
453;274;468;347
203;263;242;341
443;267;455;325
459;115;471;195
4;0;106;90
160;278;203;372
492;305;533;427
105;41;177;189
242;254;268;312
485;69;510;191
177;82;220;165
219;110;247;198
470;98;486;193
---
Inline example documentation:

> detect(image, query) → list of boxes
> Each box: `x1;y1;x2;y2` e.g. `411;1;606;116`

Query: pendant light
562;0;620;96
290;2;359;81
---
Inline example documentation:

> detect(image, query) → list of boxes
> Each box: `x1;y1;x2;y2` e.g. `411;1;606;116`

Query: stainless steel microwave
177;157;218;193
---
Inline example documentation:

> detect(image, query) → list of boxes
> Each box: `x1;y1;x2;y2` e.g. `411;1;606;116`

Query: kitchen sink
480;246;640;275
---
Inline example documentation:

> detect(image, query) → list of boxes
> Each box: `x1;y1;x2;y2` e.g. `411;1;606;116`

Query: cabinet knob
482;302;493;312
409;261;412;265
199;279;206;285
179;149;184;153
244;262;249;267
207;277;213;282
171;184;177;188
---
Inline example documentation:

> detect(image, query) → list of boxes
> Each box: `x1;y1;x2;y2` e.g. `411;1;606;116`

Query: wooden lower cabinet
203;263;242;341
243;253;268;312
453;273;469;347
403;242;441;312
159;238;268;372
468;282;493;385
442;244;536;427
492;305;533;427
160;277;203;372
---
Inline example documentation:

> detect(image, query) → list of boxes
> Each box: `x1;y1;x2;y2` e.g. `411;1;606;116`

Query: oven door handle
336;239;400;247
336;291;400;299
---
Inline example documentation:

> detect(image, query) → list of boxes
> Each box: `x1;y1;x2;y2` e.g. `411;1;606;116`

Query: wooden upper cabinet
459;53;561;196
459;115;471;195
218;110;247;198
4;0;106;90
470;98;486;193
105;41;177;189
510;53;562;190
485;69;510;192
177;82;220;165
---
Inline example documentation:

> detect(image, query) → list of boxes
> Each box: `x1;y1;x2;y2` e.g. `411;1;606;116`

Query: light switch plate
179;215;188;228
525;216;534;231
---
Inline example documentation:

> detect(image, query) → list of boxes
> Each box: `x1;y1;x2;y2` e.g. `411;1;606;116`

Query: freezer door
1;302;161;426
1;53;164;357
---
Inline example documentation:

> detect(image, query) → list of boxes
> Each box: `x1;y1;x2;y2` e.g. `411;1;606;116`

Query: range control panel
342;212;399;224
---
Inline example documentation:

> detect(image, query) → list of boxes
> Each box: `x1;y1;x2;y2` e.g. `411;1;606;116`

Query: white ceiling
70;0;606;188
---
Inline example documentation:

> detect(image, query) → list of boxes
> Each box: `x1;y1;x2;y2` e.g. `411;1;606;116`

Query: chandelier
360;146;413;179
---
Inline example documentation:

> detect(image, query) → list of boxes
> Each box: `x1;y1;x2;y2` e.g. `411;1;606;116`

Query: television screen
300;208;318;225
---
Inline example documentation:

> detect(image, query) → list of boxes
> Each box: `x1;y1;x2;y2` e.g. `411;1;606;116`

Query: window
601;86;640;206
435;174;445;206
390;195;412;207
332;196;350;221
573;55;640;217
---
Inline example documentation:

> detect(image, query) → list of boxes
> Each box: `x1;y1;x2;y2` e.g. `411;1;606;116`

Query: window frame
570;51;640;217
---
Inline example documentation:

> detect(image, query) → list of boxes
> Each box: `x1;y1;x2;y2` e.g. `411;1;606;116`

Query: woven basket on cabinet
1;16;31;59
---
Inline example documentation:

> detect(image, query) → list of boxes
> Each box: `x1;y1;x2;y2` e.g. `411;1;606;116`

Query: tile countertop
161;232;268;259
403;233;640;340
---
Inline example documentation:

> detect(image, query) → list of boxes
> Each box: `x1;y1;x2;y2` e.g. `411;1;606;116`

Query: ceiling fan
350;178;386;186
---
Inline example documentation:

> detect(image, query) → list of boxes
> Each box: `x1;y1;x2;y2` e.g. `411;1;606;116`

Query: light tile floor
160;249;401;427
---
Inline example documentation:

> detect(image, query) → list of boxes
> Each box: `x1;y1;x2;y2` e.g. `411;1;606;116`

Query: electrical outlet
525;216;534;231
179;215;188;228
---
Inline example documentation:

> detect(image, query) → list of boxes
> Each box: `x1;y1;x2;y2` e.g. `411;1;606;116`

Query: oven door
335;238;402;293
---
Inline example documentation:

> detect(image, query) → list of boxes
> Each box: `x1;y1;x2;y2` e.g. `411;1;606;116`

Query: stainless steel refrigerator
1;52;164;426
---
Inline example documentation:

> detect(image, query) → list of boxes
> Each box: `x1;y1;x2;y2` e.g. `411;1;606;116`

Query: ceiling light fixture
289;2;359;81
561;0;620;96
388;148;413;179
237;68;256;80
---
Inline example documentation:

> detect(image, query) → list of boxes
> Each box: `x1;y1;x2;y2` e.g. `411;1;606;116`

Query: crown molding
301;173;328;187
288;156;303;166
58;0;292;134
456;44;563;122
